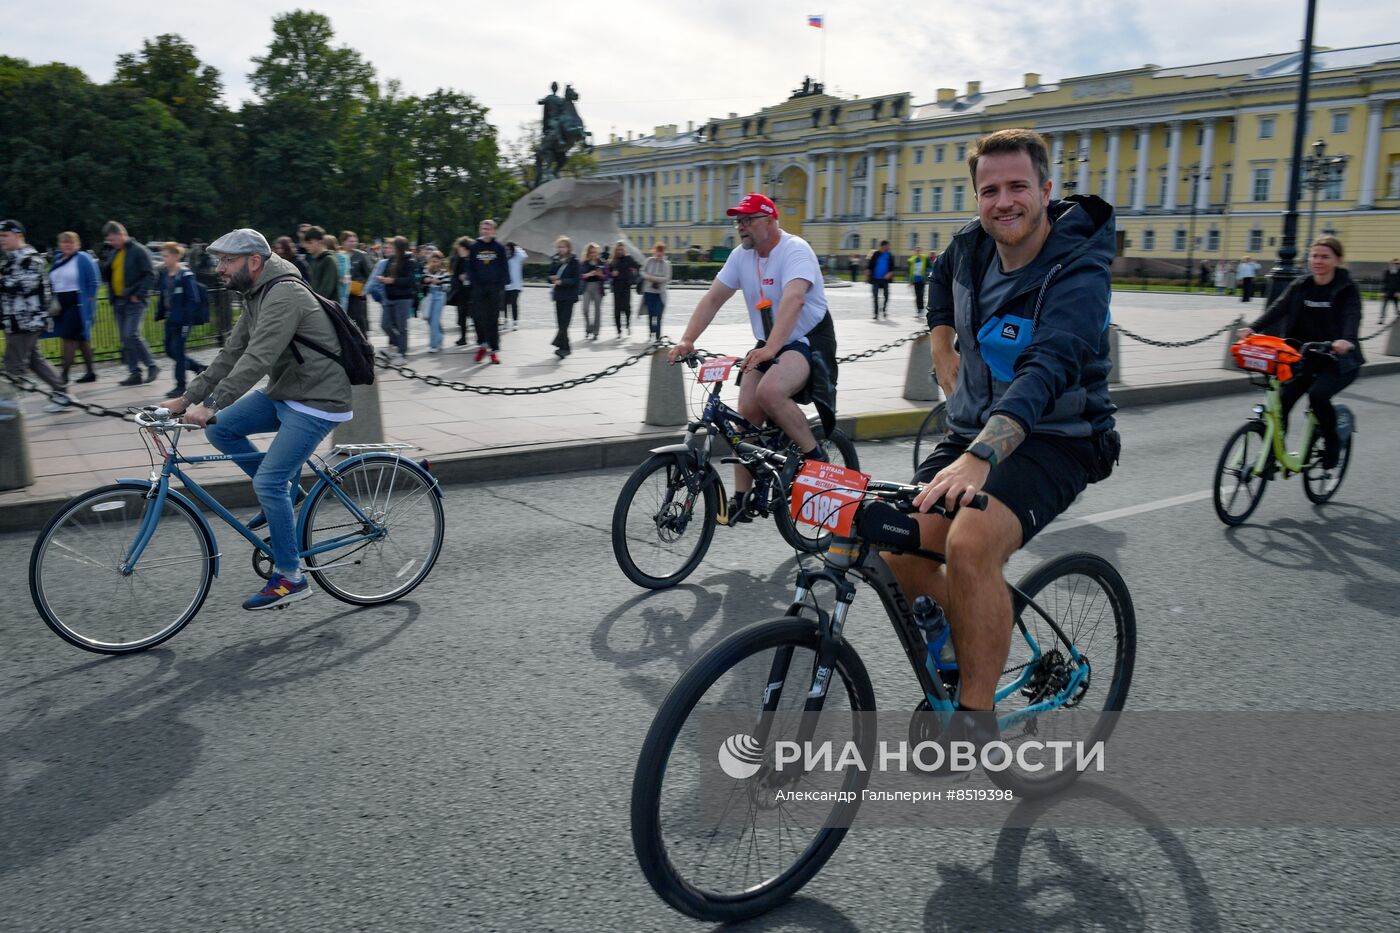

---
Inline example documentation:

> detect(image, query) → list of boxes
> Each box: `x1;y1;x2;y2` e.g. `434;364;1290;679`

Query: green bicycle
1214;341;1356;526
29;406;445;654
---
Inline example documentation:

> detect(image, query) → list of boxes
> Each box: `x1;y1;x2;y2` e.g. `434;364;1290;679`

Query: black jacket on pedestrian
550;255;580;303
1250;268;1365;369
383;255;419;301
1383;265;1400;296
101;239;156;303
609;254;640;292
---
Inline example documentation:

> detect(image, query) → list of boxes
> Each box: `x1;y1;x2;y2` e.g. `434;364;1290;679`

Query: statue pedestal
498;178;644;261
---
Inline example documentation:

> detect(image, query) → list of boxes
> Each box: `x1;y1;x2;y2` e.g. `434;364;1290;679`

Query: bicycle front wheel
612;454;718;589
773;427;861;553
301;457;444;605
632;617;876;923
912;401;948;471
29;484;214;654
1213;421;1269;526
987;552;1136;799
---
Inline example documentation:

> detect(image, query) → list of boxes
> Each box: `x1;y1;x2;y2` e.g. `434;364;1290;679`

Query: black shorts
913;432;1097;544
753;338;812;374
55;291;85;340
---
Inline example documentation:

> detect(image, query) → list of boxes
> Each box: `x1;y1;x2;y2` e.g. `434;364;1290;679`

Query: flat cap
208;228;271;258
0;219;25;235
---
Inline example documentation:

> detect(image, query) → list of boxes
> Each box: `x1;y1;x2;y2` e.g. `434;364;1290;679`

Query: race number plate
790;461;870;536
697;357;738;383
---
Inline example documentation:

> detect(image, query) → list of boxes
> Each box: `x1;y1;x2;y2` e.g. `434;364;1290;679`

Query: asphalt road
3;376;1398;931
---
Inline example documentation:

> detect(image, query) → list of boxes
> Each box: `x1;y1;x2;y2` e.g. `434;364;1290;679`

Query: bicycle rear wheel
612;454;718;589
1213;421;1269;526
632;617;876;922
912;401;948;472
301;456;444;605
986;552;1135;799
1302;423;1351;504
29;484;214;654
772;427;861;553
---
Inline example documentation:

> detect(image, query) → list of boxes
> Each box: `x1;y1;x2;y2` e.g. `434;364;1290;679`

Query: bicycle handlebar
131;406;216;429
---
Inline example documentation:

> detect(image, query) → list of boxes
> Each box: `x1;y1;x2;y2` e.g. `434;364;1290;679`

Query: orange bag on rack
1231;334;1303;381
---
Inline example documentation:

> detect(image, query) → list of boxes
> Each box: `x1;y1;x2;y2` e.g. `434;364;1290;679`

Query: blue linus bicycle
29;407;445;654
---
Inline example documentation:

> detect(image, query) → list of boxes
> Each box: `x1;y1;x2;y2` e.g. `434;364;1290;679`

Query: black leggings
553;300;575;353
1279;366;1357;454
612;288;632;332
503;289;520;322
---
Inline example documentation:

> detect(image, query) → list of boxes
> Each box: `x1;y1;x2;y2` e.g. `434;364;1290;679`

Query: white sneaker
43;394;74;413
428;346;441;353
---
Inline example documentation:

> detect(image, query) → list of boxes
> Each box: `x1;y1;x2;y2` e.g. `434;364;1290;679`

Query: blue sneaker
242;573;312;611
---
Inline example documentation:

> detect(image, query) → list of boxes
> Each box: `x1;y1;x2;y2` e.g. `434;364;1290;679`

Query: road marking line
1042;490;1211;534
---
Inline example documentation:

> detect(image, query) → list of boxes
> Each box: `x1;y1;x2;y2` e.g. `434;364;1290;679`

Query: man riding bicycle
668;193;838;520
886;129;1120;742
161;228;353;610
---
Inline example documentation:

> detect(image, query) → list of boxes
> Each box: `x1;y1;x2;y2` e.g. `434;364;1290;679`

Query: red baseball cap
726;193;777;218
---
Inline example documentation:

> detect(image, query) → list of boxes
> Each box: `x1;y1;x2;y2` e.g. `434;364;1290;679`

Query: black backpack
258;273;377;385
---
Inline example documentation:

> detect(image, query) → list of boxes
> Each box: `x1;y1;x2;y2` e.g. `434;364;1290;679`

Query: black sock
956;702;992;712
805;446;829;462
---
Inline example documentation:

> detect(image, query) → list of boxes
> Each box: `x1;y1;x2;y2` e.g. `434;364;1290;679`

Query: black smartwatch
967;441;999;469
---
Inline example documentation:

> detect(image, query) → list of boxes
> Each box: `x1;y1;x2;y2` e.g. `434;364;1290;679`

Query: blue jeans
116;299;155;374
425;287;446;349
206;391;336;576
643;292;664;337
382;298;412;355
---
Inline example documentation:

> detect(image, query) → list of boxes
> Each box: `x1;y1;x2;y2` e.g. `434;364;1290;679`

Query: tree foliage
0;12;519;250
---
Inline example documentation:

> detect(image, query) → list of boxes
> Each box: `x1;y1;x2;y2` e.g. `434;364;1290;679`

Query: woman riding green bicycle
1236;235;1362;471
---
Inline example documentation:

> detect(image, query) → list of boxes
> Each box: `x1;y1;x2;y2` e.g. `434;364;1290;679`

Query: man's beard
986;200;1045;249
225;267;256;292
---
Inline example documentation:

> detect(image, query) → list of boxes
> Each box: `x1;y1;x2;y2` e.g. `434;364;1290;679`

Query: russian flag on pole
808;14;823;28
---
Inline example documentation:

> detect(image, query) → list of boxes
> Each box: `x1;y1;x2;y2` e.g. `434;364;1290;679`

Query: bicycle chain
1114;321;1239;349
0;371;133;419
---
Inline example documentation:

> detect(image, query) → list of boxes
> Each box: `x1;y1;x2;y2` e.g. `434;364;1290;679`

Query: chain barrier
837;330;924;363
1114;321;1240;349
0;371;133;419
372;341;676;395
1357;317;1397;343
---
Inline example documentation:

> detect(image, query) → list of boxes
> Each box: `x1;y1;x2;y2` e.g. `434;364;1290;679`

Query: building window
1258;116;1275;139
911;186;923;213
1142;229;1155;251
909;232;919;249
913;147;924;165
1195;126;1204;146
851;188;866;216
1222;172;1232;203
952;184;965;212
930;186;944;212
1158;174;1169;205
663;201;671;221
1331;111;1349;135
1323;166;1345;200
687;199;694;220
687;170;694;183
1248;228;1264;252
1174;229;1187;251
955;143;967;161
1252;168;1272;202
935;146;945;163
931;231;940;251
1206;230;1220;251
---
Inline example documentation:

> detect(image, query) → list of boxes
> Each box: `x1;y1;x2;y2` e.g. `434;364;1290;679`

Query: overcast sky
6;0;1389;145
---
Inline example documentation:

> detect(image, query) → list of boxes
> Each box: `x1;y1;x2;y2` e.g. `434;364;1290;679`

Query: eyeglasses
733;215;769;228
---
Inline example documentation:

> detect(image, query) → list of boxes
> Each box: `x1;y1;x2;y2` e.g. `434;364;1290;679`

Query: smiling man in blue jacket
885;128;1120;734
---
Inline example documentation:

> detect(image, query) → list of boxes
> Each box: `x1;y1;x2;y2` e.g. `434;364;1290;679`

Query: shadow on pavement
713;895;864;932
0;602;418;878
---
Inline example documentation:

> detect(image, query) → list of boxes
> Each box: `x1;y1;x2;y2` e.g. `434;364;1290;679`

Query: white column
1133;125;1151;212
864;151;876;219
1196;119;1216;211
1104;128;1121;204
805;156;818;219
836;156;847;217
653;169;661;224
693;169;701;225
629;175;638;225
1050;133;1064;195
1164;121;1183;211
885;147;899;216
705;165;715;221
1358;101;1384;208
1076;131;1091;194
823;154;836;219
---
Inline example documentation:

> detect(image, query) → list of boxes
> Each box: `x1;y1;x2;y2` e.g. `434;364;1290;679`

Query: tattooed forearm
972;414;1026;465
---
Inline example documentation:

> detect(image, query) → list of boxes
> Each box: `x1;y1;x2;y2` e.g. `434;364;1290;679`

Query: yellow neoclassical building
593;43;1400;272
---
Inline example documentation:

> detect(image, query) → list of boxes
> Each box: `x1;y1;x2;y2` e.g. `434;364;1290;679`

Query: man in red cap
669;193;839;520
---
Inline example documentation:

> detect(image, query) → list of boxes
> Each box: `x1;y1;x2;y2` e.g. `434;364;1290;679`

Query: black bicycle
611;352;859;589
631;446;1135;922
911;400;948;471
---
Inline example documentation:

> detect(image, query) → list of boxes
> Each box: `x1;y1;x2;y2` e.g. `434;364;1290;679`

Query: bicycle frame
1249;376;1319;477
117;432;383;576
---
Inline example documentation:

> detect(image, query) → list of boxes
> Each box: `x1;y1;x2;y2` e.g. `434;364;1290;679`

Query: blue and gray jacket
926;195;1117;439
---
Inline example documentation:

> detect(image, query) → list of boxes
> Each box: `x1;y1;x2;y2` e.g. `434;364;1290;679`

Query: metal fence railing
0;287;241;363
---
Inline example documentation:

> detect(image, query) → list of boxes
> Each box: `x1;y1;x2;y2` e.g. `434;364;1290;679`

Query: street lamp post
1057;147;1089;195
1301;138;1349;248
1269;0;1319;303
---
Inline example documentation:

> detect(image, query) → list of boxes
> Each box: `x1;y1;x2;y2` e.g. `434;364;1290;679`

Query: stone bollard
0;382;35;490
333;381;385;446
1222;315;1245;370
644;348;688;426
1108;323;1123;384
902;332;940;402
1386;319;1400;358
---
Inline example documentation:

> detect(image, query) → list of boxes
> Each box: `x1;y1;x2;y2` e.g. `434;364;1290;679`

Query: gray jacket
183;254;351;413
927;195;1117;438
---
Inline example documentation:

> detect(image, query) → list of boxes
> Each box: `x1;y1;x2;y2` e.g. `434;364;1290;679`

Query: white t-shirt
506;248;526;291
715;232;828;345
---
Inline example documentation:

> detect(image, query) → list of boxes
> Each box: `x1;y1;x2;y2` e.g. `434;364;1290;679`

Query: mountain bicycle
1214;339;1356;526
611;352;860;589
29;406;445;654
631;447;1136;921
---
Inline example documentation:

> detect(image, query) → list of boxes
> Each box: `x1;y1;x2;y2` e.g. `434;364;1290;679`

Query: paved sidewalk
4;284;1396;527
